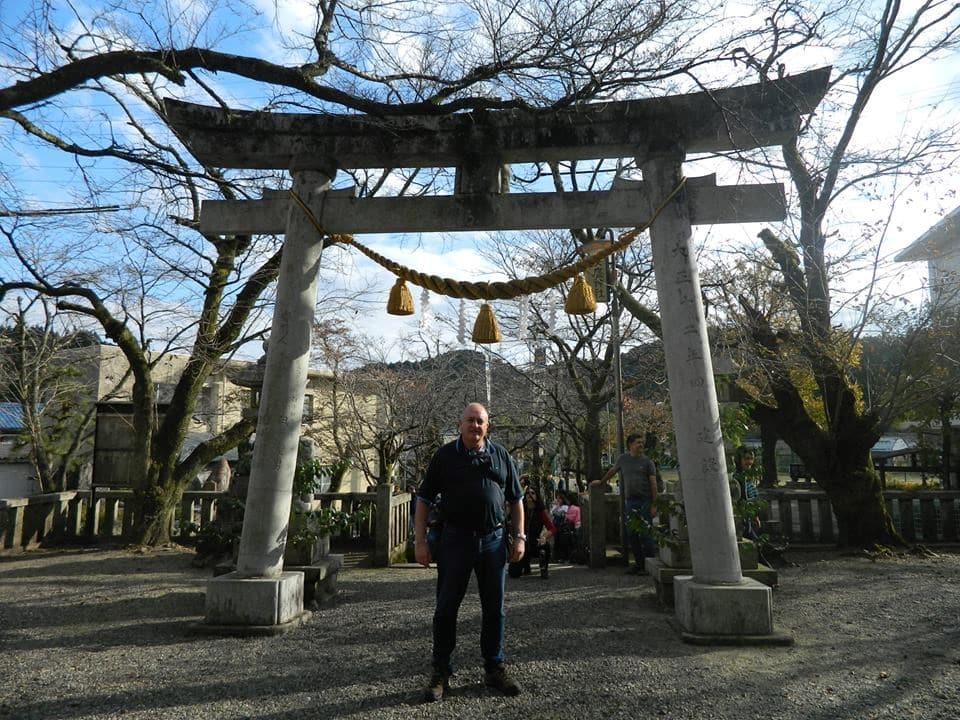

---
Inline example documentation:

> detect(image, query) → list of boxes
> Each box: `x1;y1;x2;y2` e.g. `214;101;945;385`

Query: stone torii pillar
642;145;780;642
204;163;332;631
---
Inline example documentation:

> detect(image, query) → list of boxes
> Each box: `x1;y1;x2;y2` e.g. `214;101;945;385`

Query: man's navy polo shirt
418;439;521;532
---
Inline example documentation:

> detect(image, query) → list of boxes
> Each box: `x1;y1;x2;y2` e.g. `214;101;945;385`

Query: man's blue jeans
625;497;655;569
432;525;507;675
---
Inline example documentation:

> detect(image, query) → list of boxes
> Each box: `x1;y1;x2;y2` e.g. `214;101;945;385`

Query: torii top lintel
164;67;830;171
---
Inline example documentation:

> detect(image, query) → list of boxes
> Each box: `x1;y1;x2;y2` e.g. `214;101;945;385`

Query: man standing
414;402;525;702
592;432;659;574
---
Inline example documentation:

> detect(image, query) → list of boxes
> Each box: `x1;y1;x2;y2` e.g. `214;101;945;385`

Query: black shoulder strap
487;444;506;489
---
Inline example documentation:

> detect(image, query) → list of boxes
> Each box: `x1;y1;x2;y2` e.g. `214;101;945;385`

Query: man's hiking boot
422;670;449;702
484;665;522;696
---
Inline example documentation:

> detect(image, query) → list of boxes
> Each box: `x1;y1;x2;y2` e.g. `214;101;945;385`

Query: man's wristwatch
514;533;527;541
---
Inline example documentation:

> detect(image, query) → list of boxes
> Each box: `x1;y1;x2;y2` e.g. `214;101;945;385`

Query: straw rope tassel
518;295;529;339
387;278;415;316
419;287;432;330
565;273;598;315
472;303;502;343
289;180;685;304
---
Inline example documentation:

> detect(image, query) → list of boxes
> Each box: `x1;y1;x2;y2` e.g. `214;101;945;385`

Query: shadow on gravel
0;548;209;581
6;546;958;720
4;673;356;720
2;593;207;653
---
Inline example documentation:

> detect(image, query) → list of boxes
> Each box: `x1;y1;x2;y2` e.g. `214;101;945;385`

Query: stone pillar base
646;557;779;608
674;575;792;646
285;553;344;608
196;571;309;636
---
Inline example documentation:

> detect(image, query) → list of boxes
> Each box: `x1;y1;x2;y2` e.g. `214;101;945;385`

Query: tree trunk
795;440;901;547
583;407;604;481
134;468;181;545
817;463;900;547
328;462;349;493
755;400;903;548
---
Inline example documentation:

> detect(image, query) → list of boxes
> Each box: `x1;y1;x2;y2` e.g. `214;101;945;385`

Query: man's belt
446;522;504;537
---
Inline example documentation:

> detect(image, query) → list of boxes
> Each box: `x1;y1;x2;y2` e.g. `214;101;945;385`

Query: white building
1;345;376;497
895;205;960;310
0;402;37;496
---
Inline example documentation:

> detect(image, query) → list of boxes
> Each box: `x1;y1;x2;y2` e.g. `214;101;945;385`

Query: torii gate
165;67;830;639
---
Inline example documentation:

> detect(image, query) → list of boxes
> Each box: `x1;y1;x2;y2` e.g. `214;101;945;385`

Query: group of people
506;486;553;578
504;485;585;579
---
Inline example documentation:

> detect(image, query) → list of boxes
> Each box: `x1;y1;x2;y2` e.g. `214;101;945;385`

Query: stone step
339;550;372;568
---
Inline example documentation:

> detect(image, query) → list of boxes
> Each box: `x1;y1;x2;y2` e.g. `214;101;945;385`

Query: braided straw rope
289;178;686;301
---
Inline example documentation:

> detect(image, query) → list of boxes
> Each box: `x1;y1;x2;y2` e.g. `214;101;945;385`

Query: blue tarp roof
0;402;25;431
873;436;909;453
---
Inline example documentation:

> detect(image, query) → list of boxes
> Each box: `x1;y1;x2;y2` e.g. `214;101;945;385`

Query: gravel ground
1;544;959;720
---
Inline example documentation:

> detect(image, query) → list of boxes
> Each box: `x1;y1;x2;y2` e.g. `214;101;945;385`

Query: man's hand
415;542;431;568
509;538;525;563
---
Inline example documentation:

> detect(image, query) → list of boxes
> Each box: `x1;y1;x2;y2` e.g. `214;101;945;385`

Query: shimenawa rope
288;178;687;302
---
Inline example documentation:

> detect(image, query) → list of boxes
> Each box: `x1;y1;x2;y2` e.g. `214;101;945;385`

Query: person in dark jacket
414;402;525;702
508;487;555;579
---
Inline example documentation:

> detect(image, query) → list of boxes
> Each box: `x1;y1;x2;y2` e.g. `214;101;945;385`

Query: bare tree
702;1;960;546
0;295;99;492
479;188;662;485
0;0;756;544
310;317;502;488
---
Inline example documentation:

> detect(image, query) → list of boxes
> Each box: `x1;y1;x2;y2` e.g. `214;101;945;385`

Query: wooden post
200;496;216;529
919;496;937;541
941;497;957;541
798;498;814;541
67;495;84;536
102;498;119;537
899;497;916;541
180;497;194;530
373;483;394;568
817;497;835;543
2;504;24;549
588;483;607;568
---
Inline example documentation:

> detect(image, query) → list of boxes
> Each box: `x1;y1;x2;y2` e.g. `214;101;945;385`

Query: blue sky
1;0;959;363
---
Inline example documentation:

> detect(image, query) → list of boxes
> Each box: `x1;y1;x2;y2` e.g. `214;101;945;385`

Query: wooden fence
10;485;953;562
581;486;960;565
760;488;960;544
1;486;413;566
